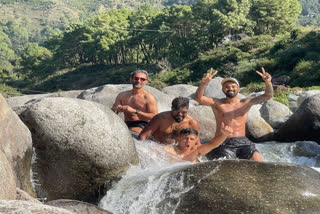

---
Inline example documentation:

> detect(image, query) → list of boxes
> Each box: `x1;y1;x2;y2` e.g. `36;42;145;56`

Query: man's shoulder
154;111;171;119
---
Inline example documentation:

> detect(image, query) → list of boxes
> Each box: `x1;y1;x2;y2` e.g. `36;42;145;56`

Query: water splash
99;140;194;214
99;140;320;213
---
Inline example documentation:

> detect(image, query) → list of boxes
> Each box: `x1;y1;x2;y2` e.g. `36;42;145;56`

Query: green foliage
0;84;21;98
273;88;290;105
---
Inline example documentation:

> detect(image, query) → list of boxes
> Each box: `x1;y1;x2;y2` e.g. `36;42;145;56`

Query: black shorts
125;120;148;129
206;137;259;160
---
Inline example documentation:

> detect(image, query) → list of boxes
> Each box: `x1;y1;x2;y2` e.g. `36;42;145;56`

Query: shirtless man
138;96;200;144
165;123;233;162
194;67;273;162
112;70;158;133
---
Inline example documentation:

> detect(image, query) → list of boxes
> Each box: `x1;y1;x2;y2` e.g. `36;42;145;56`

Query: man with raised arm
194;67;273;162
112;70;158;133
165;123;233;162
138;96;200;144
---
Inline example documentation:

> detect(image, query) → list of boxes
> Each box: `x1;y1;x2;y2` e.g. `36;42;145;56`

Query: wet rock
0;94;34;196
276;94;320;143
0;200;75;214
171;160;320;214
46;199;112;214
292;141;320;158
20;97;139;202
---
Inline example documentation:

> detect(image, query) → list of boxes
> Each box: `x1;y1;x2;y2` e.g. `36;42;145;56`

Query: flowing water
99;139;320;214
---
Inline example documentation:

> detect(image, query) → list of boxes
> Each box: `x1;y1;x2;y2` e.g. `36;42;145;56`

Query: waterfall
99;140;320;213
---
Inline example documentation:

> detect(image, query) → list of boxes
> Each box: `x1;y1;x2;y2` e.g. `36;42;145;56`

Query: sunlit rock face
276;94;320;144
78;84;174;113
0;94;34;196
20;97;139;202
171;160;320;214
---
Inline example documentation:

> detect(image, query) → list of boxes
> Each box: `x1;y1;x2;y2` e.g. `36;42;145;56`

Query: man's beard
132;82;143;89
224;91;238;98
173;115;184;123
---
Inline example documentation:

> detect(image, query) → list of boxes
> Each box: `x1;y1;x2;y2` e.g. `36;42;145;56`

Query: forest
0;0;319;101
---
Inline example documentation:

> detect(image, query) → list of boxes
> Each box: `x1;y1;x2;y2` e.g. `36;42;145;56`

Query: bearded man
194;68;273;162
138;96;199;144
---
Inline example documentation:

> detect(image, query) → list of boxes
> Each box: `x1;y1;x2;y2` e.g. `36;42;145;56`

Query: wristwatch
135;109;140;114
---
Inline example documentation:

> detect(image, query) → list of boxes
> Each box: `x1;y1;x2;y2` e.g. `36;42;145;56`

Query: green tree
250;0;302;35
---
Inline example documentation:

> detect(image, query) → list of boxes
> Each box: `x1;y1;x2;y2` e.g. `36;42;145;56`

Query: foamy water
99;140;320;214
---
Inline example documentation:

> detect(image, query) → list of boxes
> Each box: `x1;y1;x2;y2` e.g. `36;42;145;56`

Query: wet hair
171;96;189;111
179;128;199;136
130;70;149;79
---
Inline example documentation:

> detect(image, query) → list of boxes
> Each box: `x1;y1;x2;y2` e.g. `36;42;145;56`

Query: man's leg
250;152;263;162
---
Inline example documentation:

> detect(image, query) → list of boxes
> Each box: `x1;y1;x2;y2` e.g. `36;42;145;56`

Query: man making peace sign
194;68;273;161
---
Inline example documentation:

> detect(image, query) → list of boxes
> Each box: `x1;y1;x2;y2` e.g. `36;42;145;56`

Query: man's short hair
131;70;149;79
180;128;199;136
171;96;189;111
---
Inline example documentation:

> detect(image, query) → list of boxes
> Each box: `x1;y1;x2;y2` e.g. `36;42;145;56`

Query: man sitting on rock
194;67;273;162
138;96;199;144
112;70;158;133
165;124;233;162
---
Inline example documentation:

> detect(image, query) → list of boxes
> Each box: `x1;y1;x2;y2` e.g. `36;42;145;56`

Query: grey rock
16;188;41;204
0;200;75;214
79;84;174;113
277;94;320;143
161;84;197;98
20;97;139;201
188;105;216;141
46;199;111;214
7;90;83;115
171;160;320;214
0;150;16;200
260;99;292;128
0;94;34;196
297;90;320;107
246;118;274;142
292;141;320;158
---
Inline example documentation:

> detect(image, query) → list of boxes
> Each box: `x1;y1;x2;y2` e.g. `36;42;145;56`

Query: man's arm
111;94;122;114
196;123;233;156
248;67;273;106
138;115;160;140
194;68;217;106
136;95;158;121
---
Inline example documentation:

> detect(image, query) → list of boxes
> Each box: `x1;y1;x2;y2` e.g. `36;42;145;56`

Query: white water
99;140;320;213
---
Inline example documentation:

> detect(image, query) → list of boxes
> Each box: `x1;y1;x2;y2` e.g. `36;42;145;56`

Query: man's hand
201;68;218;85
256;67;272;83
116;105;136;114
220;122;233;136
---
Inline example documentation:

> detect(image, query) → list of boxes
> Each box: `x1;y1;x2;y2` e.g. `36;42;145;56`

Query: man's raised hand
256;67;272;83
201;68;217;85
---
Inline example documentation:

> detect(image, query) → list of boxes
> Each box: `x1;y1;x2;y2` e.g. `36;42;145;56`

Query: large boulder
46;199;111;214
20;97;139;202
16;188;40;204
6;90;83;115
188;105;216;140
0;94;34;196
172;160;320;214
79;84;174;113
161;84;197;98
246;104;274;142
0;150;16;200
277;94;320;143
260;99;292;129
297;90;320;107
0;200;75;214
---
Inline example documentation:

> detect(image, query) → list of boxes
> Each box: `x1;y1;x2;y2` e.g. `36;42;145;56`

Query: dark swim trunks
125;120;148;129
206;137;259;160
